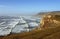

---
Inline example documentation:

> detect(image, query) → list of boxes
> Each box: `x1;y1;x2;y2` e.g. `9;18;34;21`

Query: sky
0;0;60;16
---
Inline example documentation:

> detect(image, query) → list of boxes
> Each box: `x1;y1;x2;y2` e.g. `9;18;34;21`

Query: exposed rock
40;14;60;29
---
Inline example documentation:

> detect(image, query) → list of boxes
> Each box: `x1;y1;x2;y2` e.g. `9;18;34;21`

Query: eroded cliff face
40;14;60;29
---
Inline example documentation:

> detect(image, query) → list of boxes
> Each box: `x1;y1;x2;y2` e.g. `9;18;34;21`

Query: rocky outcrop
40;14;60;29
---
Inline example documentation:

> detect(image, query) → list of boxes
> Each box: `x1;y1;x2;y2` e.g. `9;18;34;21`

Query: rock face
40;14;60;29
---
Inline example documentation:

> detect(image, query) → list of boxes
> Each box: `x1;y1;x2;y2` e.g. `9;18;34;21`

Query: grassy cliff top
37;11;60;16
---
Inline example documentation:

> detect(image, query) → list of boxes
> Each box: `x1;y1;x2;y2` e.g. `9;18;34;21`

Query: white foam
0;16;40;36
